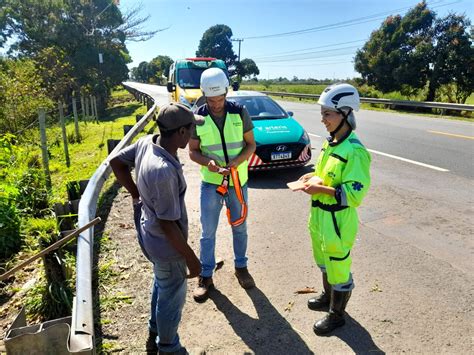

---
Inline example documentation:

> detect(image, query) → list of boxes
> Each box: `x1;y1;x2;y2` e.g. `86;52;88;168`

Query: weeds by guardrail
70;84;156;353
2;86;155;354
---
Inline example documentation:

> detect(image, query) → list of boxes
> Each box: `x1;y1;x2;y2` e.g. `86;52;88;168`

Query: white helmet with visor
318;83;360;130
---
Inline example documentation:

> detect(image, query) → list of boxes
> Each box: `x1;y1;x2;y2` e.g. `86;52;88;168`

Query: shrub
15;168;50;217
0;197;22;260
357;84;381;98
22;217;58;252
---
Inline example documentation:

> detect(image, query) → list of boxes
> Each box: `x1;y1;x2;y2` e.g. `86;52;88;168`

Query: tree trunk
426;79;437;102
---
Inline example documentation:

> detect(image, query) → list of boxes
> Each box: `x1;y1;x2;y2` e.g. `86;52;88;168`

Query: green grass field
21;88;153;202
466;93;474;105
0;87;153;322
240;84;327;95
240;83;473;119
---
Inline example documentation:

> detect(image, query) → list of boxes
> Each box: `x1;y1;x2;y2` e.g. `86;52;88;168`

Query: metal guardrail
3;85;157;354
70;85;156;353
262;91;474;112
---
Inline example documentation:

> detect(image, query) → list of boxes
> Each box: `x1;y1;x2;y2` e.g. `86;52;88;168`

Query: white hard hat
200;68;229;97
318;83;360;112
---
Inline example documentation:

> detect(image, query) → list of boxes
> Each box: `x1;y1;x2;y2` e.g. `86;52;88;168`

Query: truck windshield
177;68;205;89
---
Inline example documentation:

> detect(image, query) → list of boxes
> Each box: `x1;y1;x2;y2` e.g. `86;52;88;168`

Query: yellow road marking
428;130;474;140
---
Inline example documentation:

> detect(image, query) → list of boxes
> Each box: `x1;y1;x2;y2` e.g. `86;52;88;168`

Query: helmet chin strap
330;108;352;137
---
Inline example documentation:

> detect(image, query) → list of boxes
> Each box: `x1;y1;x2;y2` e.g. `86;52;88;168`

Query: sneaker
193;276;214;303
159;347;206;355
158;347;189;355
235;267;256;289
146;330;158;354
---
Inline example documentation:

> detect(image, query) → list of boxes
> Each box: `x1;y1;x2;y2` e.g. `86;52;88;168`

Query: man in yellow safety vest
189;67;257;303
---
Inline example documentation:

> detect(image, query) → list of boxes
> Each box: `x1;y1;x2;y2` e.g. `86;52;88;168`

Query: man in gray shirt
110;103;202;355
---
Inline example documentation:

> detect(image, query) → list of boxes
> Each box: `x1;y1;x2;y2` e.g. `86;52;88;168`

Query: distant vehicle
167;57;229;107
227;91;312;171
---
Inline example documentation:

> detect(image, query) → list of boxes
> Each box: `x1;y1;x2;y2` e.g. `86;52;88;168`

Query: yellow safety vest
196;109;248;186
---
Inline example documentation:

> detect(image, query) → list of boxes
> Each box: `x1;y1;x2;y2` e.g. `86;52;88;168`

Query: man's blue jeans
134;202;187;352
148;259;187;353
200;181;249;277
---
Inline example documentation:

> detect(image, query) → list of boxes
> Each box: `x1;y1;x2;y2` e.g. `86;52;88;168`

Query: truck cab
167;57;229;107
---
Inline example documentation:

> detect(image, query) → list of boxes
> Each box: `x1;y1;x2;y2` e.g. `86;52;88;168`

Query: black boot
308;272;331;310
313;290;351;335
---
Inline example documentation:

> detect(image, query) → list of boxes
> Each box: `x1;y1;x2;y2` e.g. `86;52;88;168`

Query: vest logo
233;121;242;127
327;172;336;179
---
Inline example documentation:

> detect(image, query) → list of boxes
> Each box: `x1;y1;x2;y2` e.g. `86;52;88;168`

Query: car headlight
299;130;309;143
179;94;191;108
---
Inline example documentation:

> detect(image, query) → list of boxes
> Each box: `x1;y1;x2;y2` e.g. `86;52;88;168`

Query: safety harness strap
216;167;248;227
312;200;349;212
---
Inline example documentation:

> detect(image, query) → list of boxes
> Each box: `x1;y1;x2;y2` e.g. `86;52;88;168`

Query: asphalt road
124;81;474;273
279;99;474;179
118;82;473;352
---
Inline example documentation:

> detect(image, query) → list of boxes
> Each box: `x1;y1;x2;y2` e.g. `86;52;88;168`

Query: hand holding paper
287;175;323;191
287;180;306;191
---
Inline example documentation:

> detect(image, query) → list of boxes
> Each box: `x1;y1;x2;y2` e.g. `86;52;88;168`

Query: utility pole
231;38;244;63
231;38;244;84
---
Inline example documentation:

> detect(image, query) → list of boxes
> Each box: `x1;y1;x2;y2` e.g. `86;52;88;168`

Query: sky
121;0;472;80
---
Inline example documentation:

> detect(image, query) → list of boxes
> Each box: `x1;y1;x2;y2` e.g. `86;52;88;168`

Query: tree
33;47;76;104
130;56;173;84
236;58;259;80
427;14;474;102
0;58;53;134
354;1;473;103
150;55;173;83
0;0;159;108
196;24;237;68
354;2;434;94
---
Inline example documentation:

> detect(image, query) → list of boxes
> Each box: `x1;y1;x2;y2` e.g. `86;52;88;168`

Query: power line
251;39;366;58
256;51;355;64
240;0;457;40
253;45;361;60
263;60;353;67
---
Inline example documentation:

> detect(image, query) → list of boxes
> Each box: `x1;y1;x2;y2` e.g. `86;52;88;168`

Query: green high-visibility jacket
309;131;371;254
196;102;248;186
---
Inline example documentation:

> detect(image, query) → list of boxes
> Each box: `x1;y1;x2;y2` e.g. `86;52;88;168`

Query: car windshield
228;96;288;120
177;68;205;89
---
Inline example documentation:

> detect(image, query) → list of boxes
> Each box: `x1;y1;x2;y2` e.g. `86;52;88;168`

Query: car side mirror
232;81;240;91
167;82;176;92
288;111;294;117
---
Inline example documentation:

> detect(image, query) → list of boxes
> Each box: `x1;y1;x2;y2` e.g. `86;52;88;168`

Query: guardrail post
93;96;99;122
80;96;86;121
85;96;90;120
123;125;133;135
38;108;52;191
107;139;121;155
89;96;95;121
66;180;89;201
58;101;71;167
72;97;80;142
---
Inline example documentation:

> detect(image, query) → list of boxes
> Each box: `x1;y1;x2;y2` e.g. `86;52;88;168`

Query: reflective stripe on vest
196;112;249;186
